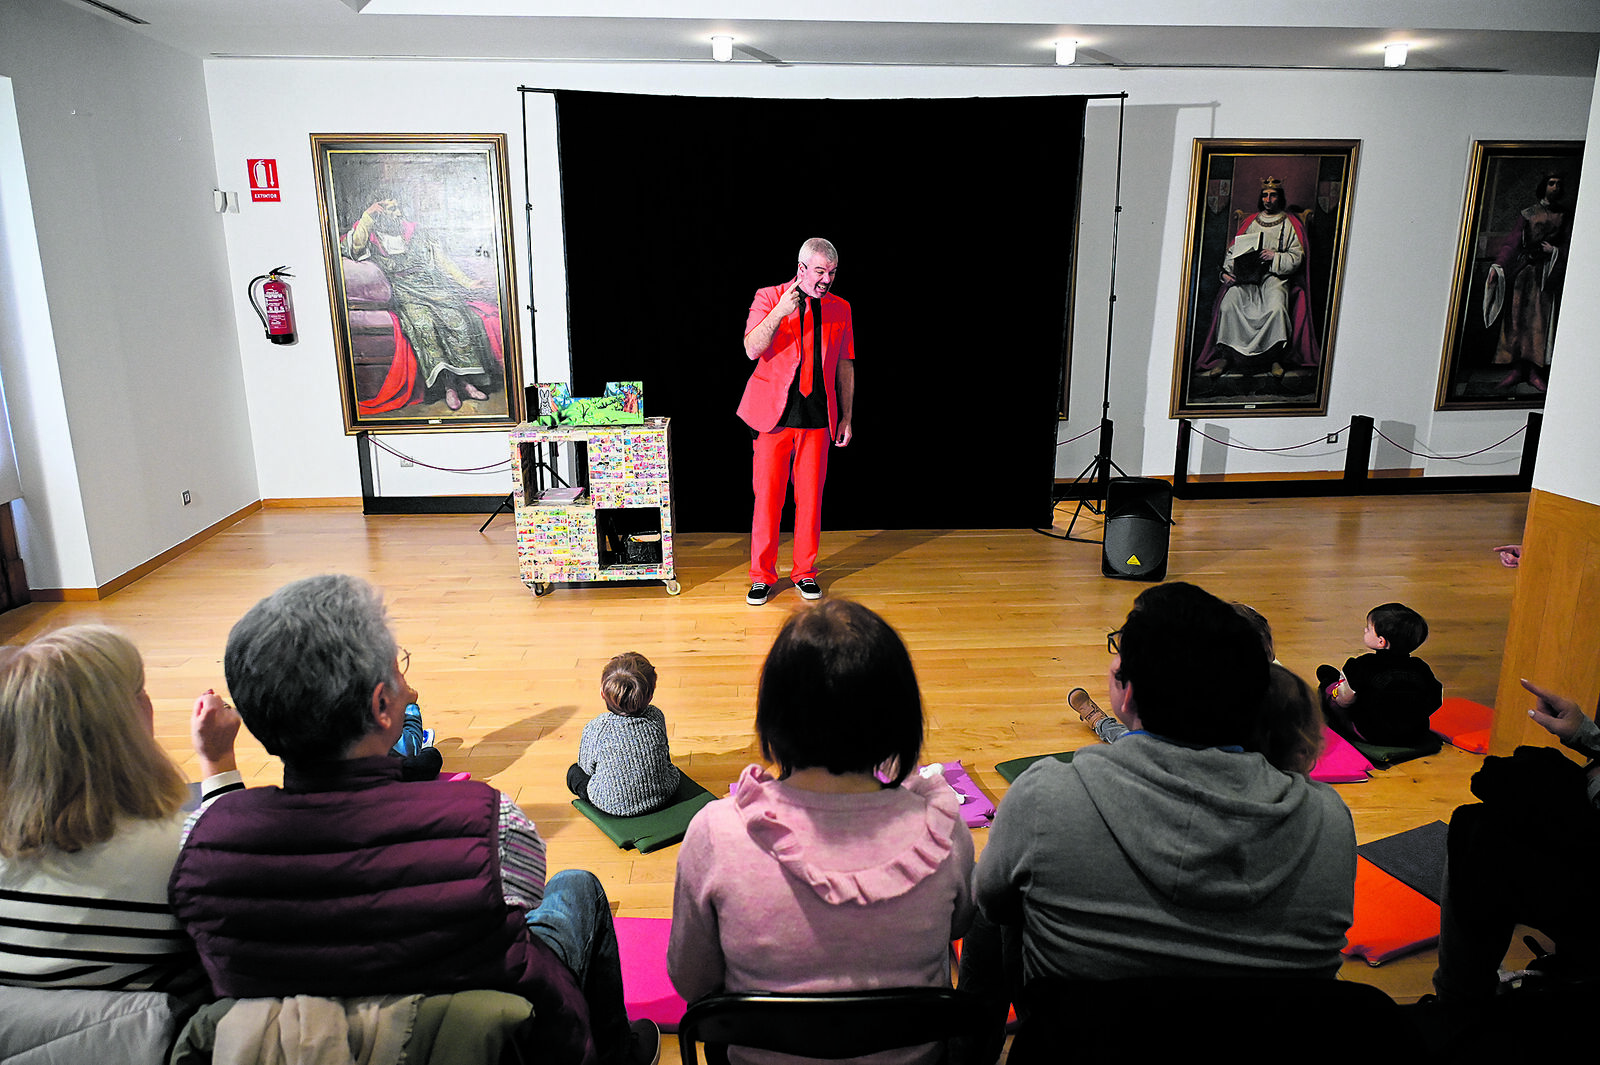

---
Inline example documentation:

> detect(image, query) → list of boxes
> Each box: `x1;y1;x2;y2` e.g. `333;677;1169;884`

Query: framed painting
311;133;524;434
1435;140;1582;410
1170;139;1359;419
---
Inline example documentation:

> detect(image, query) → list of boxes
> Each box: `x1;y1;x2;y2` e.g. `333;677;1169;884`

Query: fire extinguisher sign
247;159;280;203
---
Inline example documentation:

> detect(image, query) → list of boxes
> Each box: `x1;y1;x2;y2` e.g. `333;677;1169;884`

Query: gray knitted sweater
577;706;681;815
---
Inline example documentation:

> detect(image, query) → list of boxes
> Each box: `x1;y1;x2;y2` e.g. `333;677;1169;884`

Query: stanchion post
355;431;375;511
1518;411;1542;487
1174;419;1192;498
1343;414;1373;490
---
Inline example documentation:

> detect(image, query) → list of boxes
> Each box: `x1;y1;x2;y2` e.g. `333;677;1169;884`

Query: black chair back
1008;976;1420;1064
677;987;985;1065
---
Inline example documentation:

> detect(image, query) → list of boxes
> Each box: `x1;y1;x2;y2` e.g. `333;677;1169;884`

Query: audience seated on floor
668;598;976;1065
960;581;1356;1063
167;574;658;1065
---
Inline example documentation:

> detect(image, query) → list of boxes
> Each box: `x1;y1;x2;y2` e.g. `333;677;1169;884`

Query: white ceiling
61;0;1600;77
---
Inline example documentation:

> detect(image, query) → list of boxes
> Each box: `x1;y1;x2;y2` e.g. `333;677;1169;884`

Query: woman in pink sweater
667;598;975;1063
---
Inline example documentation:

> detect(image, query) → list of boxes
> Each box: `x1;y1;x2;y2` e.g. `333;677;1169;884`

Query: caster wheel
533;581;554;597
664;580;682;596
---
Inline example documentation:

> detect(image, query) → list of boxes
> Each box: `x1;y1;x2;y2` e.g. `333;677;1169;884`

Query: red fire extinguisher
248;266;296;345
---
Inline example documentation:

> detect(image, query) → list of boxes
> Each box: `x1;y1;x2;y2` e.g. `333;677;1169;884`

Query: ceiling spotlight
1384;43;1409;68
711;35;734;63
1055;39;1078;66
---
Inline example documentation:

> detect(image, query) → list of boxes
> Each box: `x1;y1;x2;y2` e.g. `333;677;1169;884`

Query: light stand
484;88;556;533
1062;93;1129;544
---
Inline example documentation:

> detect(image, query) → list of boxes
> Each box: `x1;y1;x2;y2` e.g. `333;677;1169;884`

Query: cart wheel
533;581;554;597
664;579;682;596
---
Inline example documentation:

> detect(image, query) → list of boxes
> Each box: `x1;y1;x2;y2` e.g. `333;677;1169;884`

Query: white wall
0;0;258;587
201;63;567;500
0;74;93;587
203;58;1593;508
1062;70;1593;484
1532;56;1600;507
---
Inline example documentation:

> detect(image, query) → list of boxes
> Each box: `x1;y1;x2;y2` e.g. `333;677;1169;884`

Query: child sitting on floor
1316;601;1443;748
567;651;681;816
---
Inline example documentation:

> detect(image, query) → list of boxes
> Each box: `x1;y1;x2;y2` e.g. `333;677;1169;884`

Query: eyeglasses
1106;630;1121;655
398;648;411;675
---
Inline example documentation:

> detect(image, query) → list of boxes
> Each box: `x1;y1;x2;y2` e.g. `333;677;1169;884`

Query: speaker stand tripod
1063;417;1126;543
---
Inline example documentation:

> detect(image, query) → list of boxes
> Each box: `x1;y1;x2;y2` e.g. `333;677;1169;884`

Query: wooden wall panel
1493;488;1600;754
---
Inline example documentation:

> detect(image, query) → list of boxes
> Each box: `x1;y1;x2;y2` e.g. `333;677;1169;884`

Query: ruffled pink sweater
669;764;975;1064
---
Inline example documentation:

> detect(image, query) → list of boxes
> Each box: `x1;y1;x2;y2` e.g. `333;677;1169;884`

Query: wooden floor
0;491;1536;1007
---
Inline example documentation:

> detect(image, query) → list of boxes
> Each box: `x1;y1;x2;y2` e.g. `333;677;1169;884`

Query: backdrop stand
481;88;556;533
1052;93;1129;546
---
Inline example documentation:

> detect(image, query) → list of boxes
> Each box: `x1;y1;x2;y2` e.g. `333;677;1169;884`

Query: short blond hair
0;625;187;858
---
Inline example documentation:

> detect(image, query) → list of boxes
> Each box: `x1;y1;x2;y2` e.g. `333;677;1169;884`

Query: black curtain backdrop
551;91;1085;533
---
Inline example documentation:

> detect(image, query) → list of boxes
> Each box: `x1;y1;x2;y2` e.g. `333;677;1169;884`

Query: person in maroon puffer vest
169;574;658;1065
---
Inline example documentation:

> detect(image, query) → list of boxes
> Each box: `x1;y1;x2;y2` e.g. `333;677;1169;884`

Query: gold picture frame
311;133;524;434
1170;139;1360;419
1435;140;1582;411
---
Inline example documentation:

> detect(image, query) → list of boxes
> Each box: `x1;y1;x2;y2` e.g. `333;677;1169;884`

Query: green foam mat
572;772;716;853
994;751;1075;783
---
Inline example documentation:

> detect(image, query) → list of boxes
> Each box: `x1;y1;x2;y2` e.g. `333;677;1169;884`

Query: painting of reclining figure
312;133;525;433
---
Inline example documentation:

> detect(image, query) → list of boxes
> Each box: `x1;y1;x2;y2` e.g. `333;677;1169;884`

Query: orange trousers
750;426;830;584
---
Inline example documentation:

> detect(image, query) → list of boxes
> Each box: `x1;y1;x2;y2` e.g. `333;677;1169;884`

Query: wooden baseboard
1053;468;1424;490
263;497;364;508
25;588;98;603
29;500;264;602
1180;468;1424;484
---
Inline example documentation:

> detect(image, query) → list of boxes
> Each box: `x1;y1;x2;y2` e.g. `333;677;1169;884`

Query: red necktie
799;300;815;396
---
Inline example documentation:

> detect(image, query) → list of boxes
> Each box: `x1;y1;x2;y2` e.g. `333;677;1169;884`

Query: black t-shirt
778;296;828;430
1342;649;1443;746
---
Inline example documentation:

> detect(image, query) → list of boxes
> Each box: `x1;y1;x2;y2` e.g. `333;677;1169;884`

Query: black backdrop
551;91;1085;533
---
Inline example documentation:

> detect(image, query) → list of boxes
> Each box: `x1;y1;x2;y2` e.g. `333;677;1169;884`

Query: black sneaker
628;1019;661;1065
746;582;772;605
796;578;822;600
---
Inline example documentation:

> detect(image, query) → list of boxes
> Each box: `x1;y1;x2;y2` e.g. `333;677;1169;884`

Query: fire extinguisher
248;266;296;345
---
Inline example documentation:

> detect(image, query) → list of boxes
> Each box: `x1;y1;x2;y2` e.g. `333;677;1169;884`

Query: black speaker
1101;478;1172;580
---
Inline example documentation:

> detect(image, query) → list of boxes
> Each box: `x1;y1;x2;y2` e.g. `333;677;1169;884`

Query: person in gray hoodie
960;582;1355;1061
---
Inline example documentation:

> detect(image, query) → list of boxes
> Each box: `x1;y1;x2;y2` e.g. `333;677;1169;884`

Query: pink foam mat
1311;726;1374;784
616;916;686;1031
938;760;995;828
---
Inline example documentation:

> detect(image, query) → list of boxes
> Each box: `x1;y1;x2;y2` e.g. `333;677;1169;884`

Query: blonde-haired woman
0;624;241;991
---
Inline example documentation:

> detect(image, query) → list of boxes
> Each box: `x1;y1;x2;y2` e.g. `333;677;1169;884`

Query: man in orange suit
737;237;855;606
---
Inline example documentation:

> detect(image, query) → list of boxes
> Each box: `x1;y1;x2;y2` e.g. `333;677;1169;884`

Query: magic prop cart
509;417;680;596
